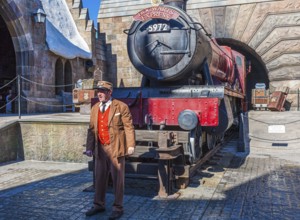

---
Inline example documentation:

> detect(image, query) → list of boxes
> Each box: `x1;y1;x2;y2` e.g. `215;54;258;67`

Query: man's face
97;89;111;102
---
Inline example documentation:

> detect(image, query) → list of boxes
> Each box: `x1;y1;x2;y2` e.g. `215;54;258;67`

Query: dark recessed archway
55;59;64;95
216;38;269;110
0;15;16;113
64;61;72;93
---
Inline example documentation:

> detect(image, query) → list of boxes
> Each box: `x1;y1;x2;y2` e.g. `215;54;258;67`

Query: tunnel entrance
217;38;269;110
0;15;16;113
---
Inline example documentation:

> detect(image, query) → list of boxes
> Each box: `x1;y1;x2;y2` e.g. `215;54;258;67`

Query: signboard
133;6;180;21
268;125;285;133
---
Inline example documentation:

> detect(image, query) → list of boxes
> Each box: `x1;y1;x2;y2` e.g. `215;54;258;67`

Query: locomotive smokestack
163;0;187;11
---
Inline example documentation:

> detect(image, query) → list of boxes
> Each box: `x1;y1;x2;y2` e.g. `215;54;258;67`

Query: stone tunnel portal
217;38;269;110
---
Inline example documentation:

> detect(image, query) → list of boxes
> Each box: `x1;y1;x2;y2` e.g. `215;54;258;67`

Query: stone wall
99;16;142;87
19;121;90;163
0;0;105;113
0;121;90;164
193;0;300;107
0;122;20;163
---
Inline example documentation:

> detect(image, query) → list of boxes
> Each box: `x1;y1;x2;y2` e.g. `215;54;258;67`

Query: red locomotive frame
120;97;219;127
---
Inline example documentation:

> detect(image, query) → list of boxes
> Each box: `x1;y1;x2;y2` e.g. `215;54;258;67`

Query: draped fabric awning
41;0;92;59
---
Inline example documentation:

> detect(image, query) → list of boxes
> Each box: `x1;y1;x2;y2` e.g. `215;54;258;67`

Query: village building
0;0;108;113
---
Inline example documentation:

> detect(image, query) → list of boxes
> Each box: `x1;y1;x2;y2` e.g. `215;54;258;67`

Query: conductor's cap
95;81;113;91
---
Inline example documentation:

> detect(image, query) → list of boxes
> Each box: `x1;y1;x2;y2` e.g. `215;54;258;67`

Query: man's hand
127;147;135;155
84;150;93;157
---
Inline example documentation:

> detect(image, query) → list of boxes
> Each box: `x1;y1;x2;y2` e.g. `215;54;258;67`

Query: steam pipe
163;0;187;11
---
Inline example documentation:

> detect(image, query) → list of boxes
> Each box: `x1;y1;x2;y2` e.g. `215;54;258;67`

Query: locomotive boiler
111;0;248;196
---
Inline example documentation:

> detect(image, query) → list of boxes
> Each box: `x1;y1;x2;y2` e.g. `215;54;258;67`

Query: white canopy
41;0;92;59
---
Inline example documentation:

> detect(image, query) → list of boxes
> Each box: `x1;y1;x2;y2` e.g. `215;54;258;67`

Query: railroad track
123;127;239;198
84;128;238;197
189;127;238;178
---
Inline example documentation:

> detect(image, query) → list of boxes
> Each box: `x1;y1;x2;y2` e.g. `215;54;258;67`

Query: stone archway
0;0;35;113
55;60;73;94
189;0;300;109
217;38;269;109
55;59;64;95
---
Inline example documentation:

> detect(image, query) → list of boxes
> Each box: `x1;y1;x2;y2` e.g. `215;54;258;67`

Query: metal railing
0;74;76;119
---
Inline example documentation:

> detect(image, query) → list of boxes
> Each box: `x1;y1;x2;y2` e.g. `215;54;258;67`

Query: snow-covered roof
41;0;91;59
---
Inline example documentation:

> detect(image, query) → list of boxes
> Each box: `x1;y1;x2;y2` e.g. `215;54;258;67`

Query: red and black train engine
112;0;248;195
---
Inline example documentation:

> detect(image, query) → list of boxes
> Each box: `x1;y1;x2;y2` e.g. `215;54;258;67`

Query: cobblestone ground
0;138;299;220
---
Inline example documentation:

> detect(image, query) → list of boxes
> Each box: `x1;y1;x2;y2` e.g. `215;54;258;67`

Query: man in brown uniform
85;80;135;220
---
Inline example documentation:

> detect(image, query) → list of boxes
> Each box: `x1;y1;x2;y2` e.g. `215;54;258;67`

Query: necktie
101;103;106;113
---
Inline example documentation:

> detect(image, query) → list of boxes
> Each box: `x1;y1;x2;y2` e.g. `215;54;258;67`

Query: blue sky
82;0;101;28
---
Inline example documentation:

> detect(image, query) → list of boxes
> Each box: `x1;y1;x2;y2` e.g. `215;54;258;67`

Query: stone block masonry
0;118;90;164
19;121;90;163
0;122;19;163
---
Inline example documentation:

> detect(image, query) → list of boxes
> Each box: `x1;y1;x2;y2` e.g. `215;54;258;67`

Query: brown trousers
94;143;125;212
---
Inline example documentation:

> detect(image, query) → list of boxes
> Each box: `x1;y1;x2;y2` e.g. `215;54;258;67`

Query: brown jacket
86;98;136;158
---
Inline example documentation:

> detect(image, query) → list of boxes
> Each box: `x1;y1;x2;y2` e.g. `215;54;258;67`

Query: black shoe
85;206;106;216
108;211;123;220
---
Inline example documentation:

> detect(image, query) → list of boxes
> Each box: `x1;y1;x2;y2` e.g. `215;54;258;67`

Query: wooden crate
255;89;267;97
252;97;269;105
268;91;286;111
251;89;269;109
73;89;96;104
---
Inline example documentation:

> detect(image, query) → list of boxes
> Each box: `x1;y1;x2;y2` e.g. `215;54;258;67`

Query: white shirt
99;98;112;112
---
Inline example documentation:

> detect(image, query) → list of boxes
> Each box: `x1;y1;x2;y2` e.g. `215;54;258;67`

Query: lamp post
23;7;47;118
33;8;46;23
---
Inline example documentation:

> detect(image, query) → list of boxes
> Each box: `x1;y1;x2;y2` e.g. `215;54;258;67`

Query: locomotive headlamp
178;110;199;130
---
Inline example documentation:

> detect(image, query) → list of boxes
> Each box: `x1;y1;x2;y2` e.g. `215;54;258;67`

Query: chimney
163;0;188;11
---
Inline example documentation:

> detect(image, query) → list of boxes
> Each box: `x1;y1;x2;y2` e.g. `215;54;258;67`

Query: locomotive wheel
189;125;203;163
207;134;217;150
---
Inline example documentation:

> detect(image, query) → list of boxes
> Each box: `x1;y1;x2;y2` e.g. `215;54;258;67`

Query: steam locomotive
111;0;248;195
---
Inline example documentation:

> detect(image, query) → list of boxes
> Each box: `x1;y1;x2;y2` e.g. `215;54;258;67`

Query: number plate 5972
148;23;170;33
